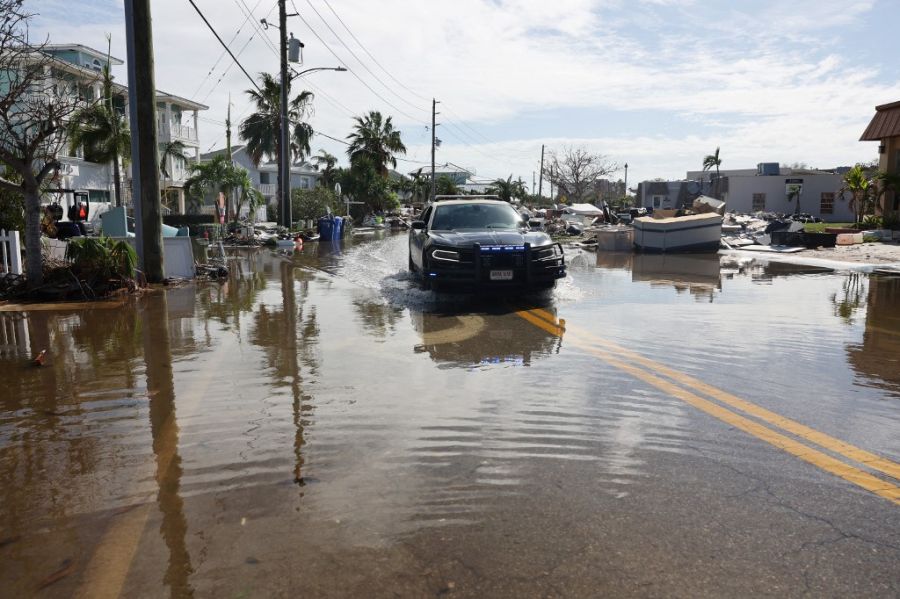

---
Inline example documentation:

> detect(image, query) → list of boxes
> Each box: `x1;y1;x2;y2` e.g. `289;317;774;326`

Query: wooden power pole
278;0;291;228
538;144;544;198
431;98;438;201
124;0;164;283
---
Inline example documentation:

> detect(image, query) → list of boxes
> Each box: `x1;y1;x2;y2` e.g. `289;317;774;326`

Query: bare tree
541;146;616;203
0;0;89;286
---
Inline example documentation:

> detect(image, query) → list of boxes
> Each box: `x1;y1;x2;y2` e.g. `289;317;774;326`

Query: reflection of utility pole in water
142;294;194;596
280;262;306;485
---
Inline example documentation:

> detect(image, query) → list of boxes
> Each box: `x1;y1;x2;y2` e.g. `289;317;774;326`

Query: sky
30;0;900;192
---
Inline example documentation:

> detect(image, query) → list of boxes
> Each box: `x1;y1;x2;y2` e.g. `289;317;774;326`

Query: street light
279;65;346;229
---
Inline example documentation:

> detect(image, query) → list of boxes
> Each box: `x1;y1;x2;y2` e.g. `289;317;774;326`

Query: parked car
408;197;566;291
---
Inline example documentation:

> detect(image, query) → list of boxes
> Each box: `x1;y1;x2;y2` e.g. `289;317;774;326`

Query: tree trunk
113;154;122;207
23;185;43;287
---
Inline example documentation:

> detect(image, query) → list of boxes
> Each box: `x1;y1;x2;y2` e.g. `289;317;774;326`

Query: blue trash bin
318;216;333;240
333;216;344;239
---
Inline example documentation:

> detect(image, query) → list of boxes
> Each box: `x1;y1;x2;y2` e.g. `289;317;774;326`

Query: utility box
757;162;780;176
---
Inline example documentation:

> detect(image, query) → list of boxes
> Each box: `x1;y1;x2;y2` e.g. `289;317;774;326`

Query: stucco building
860;100;900;216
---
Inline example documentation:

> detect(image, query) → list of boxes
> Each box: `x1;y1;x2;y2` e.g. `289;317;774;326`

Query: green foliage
312;149;339;190
291;186;342;221
882;212;900;231
239;73;314;166
346;111;406;176
435;175;459;196
487;175;528;202
0;167;24;231
66;236;137;282
184;155;255;220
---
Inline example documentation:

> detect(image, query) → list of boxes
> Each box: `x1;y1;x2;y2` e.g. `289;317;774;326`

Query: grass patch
804;222;854;233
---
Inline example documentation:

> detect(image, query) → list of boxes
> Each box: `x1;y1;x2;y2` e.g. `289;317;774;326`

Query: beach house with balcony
41;44;207;215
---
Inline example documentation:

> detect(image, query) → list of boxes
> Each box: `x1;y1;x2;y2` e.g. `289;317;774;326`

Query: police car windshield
431;203;522;231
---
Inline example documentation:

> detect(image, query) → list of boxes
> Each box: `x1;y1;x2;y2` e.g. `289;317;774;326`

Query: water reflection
142;293;194;597
847;275;900;396
594;252;722;300
410;307;563;367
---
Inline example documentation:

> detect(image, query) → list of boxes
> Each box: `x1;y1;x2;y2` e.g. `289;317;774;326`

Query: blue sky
32;0;900;190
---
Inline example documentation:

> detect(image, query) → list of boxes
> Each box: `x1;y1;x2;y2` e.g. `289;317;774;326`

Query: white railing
0;313;30;359
258;183;277;196
157;122;198;143
0;229;23;276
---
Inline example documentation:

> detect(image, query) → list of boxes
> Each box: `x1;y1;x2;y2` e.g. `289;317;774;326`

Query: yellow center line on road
527;307;900;482
514;309;900;506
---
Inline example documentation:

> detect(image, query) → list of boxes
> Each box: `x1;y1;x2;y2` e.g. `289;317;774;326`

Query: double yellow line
515;307;900;506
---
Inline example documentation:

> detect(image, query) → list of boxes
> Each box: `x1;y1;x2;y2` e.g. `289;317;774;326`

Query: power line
302;0;428;117
290;0;428;126
190;0;265;100
321;0;430;103
185;0;262;95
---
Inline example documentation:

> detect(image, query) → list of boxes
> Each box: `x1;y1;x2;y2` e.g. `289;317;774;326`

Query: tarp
564;203;604;216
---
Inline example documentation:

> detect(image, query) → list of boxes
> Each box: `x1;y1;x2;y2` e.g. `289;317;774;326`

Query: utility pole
225;94;232;162
124;0;164;283
431;98;439;201
538;144;544;198
623;162;629;206
532;171;536;196
549;166;555;203
278;0;291;228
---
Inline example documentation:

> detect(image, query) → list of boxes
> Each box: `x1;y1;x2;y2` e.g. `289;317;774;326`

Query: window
652;195;664;208
820;192;834;215
752;193;766;211
259;172;270;184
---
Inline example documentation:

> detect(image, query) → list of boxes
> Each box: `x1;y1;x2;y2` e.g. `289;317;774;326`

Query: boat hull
632;214;723;253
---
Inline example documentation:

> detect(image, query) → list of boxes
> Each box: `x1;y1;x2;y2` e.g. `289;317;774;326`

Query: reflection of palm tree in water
250;259;320;486
143;294;195;597
832;273;866;324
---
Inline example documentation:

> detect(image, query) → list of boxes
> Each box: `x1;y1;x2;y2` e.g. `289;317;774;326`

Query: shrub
66;236;137;283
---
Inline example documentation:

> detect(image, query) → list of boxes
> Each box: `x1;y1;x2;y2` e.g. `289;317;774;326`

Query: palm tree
346;111;406;176
702;147;722;198
184;155;251;220
312;149;338;190
488;175;515;202
435;175;458;196
409;168;430;204
67;51;129;206
158;139;187;209
239;72;315;167
840;165;872;224
234;169;264;220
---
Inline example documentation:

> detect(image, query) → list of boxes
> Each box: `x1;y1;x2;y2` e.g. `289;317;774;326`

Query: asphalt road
1;234;898;597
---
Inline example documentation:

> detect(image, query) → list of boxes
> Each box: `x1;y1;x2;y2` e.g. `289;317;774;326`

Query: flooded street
2;233;899;597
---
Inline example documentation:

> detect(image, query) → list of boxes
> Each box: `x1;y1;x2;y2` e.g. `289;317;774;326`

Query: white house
42;44;208;215
638;163;853;221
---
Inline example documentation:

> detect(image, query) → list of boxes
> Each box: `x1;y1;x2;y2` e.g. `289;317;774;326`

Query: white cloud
28;0;893;185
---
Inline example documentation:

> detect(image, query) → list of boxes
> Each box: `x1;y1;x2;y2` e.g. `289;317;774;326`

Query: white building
638;163;853;221
42;44;207;214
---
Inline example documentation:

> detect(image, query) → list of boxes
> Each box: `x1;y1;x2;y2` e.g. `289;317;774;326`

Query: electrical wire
190;0;266;100
302;0;428;116
185;0;263;94
321;0;430;103
290;0;428;126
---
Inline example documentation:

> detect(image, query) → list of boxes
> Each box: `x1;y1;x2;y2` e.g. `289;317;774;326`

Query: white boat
632;213;722;253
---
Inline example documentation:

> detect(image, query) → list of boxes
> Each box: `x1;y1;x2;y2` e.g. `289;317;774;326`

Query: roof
201;145;246;160
156;91;208;111
44;44;124;66
431;198;506;206
860;100;900;141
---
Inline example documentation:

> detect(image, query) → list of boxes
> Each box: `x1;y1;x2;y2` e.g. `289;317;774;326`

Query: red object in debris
203;231;209;239
33;350;47;366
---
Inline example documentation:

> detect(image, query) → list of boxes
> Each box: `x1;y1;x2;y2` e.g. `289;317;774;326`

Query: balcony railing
157;122;198;143
258;183;277;196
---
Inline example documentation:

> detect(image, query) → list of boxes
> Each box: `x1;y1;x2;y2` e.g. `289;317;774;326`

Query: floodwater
1;232;899;597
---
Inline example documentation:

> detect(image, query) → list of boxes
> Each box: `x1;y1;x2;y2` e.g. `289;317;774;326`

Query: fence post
0;230;24;275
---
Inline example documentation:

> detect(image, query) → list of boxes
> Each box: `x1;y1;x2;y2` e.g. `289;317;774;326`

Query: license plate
490;269;514;281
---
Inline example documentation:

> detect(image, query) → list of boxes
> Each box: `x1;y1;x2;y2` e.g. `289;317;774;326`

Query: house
199;145;320;220
859;100;900;216
42;44;208;215
637;163;853;221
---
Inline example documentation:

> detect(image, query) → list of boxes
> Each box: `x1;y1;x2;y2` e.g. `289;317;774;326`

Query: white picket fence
0;229;23;276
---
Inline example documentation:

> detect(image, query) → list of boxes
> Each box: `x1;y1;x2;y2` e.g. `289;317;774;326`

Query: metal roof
860;100;900;141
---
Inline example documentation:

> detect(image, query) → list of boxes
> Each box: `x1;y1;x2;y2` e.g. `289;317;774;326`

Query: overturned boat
632;212;723;253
